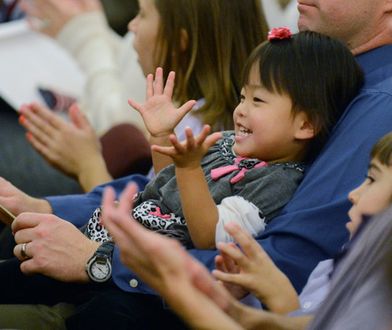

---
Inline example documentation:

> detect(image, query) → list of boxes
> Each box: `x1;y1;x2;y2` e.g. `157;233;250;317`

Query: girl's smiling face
232;65;314;163
347;159;392;237
128;0;161;76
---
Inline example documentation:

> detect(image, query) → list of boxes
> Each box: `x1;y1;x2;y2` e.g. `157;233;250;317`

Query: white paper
0;19;85;111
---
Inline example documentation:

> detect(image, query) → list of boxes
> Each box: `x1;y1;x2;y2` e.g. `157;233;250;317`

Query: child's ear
294;112;315;140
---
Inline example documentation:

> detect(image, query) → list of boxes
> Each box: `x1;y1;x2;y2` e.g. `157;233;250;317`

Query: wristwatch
86;241;114;283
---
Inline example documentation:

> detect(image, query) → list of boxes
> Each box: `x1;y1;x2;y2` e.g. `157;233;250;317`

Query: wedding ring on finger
20;242;31;260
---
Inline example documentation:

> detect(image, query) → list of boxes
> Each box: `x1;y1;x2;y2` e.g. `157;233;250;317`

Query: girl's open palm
128;67;196;138
151;125;222;168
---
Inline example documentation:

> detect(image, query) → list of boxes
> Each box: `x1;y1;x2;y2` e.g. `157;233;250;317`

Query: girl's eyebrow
368;162;381;173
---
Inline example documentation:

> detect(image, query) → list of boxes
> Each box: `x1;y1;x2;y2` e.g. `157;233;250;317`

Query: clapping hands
20;0;102;37
213;222;300;314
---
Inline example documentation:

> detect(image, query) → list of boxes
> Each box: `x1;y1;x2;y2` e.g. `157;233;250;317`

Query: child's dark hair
241;31;364;161
371;132;392;166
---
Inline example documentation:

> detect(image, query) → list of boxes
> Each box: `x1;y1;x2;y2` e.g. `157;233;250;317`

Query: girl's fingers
224;222;264;260
184;127;196;149
21;116;55;147
26;133;56;162
217;242;249;270
168;134;187;153
151;145;178;157
214;255;229;273
178;100;197;119
117;183;138;214
128;99;143;113
19;108;56;139
220;248;240;274
102;186;116;212
163;71;175;98
146;73;154;99
195;125;211;144
153;67;164;95
26;103;64;130
101;187;137;250
68;103;91;130
211;269;245;287
205;132;223;148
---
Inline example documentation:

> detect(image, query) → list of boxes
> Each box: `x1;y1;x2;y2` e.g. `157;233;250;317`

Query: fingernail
18;115;26;125
26;132;33;141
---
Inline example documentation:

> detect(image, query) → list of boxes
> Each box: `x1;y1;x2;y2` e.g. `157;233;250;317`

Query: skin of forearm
256;314;313;330
231;302;311;330
254;278;300;315
35;198;53;214
150;135;174;174
77;156;113;192
175;166;218;249
165;283;243;330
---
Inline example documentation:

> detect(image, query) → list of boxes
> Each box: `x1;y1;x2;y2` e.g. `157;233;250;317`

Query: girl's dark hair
371;132;392;166
241;31;364;160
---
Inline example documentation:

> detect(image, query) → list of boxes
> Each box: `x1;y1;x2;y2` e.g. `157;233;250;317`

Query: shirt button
303;301;312;309
129;279;138;288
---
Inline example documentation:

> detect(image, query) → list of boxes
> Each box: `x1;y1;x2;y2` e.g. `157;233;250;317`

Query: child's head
233;29;363;162
129;0;268;130
347;132;392;237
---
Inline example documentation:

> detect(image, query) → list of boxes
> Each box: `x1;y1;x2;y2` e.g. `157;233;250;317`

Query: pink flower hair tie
268;27;292;41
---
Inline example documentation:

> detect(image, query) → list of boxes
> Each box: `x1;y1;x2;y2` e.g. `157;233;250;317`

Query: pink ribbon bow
149;206;171;220
211;157;267;184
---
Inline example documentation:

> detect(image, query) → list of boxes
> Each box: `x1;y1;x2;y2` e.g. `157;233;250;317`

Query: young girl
18;0;268;192
99;132;392;330
85;28;363;249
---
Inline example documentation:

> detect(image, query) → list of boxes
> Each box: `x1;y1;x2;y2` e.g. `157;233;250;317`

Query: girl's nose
234;103;246;117
348;184;362;205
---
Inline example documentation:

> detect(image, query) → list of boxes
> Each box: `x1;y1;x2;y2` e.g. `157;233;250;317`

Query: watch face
91;262;110;280
88;257;112;283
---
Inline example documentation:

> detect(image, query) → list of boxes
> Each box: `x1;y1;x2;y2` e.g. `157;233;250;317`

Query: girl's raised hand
151;125;222;169
212;222;300;314
128;67;196;138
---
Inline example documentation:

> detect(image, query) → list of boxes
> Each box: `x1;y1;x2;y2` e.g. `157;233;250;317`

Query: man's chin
297;16;312;32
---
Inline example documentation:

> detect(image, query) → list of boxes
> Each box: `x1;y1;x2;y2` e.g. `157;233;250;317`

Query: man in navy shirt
0;0;392;328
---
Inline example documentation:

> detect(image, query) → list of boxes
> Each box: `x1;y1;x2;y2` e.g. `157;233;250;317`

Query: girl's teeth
239;128;251;136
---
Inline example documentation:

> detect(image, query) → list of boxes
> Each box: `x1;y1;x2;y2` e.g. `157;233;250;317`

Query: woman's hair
241;31;364;160
371;132;392;166
153;0;268;130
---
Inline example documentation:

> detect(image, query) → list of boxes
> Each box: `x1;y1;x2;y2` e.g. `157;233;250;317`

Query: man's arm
47;174;149;228
0;177;52;225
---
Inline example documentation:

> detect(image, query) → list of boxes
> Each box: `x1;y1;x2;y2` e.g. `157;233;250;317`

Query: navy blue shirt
47;45;392;294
